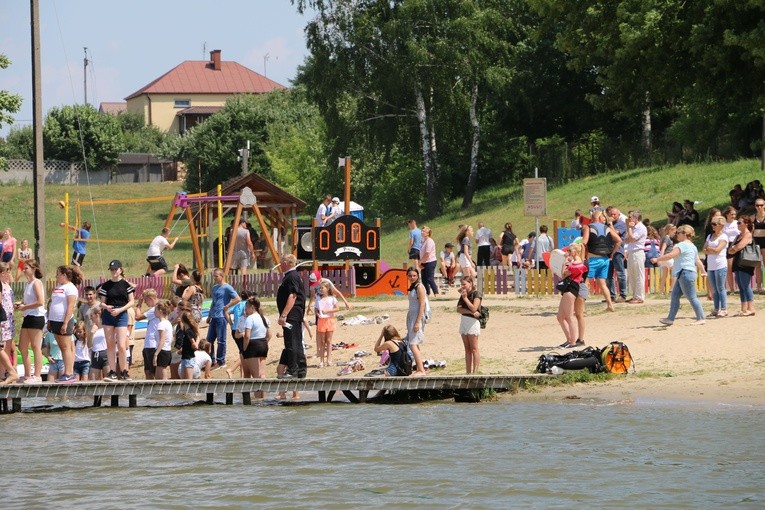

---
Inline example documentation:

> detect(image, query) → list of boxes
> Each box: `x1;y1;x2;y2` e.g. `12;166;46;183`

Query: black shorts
408;248;420;260
142;347;156;372
49;319;75;336
235;337;244;354
22;315;46;330
243;339;268;359
91;349;109;370
147;256;168;272
155;349;172;368
71;252;85;266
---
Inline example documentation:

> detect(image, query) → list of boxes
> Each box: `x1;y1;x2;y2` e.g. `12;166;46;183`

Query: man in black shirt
276;254;307;380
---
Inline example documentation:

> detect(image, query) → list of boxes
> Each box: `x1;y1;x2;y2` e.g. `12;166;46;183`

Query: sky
0;0;313;136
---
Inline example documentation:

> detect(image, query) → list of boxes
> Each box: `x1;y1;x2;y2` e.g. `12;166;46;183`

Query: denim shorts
73;360;91;376
48;359;65;375
101;309;128;328
180;358;196;370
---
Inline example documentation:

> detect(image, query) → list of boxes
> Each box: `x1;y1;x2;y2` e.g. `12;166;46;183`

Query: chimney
210;49;221;71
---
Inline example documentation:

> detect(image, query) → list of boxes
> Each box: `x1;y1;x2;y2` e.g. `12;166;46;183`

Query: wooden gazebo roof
209;172;307;213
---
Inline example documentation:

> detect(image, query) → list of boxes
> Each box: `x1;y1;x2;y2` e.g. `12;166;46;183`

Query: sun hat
591;196;600;203
332;197;340;203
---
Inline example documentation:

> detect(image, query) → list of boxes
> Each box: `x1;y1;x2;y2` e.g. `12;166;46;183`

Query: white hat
332;197;340;203
591;196;600;203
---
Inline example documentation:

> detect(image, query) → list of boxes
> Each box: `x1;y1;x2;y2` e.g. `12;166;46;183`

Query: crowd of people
1;184;763;386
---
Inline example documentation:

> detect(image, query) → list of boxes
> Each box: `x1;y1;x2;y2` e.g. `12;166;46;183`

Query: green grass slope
378;159;762;266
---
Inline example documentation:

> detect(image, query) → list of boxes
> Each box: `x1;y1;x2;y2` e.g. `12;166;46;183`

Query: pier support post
206;393;214;405
12;398;21;412
93;396;102;407
111;396;119;407
342;390;359;403
1;398;8;413
129;395;137;408
225;393;233;405
242;392;251;405
358;390;369;403
318;391;326;403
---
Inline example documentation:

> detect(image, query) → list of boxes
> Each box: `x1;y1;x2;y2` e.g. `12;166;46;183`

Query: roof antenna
202;41;207;59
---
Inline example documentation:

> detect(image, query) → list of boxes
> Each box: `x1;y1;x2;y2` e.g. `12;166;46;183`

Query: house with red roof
125;50;285;134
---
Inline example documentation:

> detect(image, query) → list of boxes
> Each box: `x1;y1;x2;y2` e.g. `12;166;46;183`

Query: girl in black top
98;260;135;381
456;275;482;374
176;309;199;379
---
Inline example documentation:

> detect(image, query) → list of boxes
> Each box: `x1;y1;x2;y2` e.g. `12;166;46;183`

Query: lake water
4;395;764;509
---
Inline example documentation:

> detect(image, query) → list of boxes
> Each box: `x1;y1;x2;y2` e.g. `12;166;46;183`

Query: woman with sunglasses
650;225;706;325
702;217;728;317
753;199;765;294
727;217;756;317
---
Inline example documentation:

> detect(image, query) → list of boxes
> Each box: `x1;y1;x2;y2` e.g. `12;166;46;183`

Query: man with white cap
326;197;344;224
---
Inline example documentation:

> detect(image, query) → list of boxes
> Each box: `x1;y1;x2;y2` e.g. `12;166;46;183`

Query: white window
174;99;191;108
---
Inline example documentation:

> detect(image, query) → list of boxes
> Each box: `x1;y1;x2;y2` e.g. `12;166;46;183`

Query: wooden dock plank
0;375;545;403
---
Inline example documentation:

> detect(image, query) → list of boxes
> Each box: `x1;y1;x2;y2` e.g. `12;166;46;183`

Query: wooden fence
476;266;707;297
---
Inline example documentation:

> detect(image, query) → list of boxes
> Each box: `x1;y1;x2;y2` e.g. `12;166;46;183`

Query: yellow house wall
125;93;235;133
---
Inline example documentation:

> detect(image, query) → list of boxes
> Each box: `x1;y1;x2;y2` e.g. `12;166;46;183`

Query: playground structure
61;172;307;273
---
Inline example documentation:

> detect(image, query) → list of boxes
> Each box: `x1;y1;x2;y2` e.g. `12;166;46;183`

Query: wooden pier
0;374;546;412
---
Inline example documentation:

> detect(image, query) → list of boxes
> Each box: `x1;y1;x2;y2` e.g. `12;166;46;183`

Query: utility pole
237;141;250;176
83;47;89;105
263;53;269;77
31;0;46;269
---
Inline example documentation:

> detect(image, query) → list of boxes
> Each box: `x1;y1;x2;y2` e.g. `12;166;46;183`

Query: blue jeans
735;270;754;303
206;317;228;366
668;270;704;321
708;268;727;311
608;252;627;299
421;261;439;295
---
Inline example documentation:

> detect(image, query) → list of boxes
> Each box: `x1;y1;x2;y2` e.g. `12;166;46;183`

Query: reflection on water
5;397;765;509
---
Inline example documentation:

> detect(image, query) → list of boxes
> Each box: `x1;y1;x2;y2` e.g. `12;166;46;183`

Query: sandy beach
129;286;764;406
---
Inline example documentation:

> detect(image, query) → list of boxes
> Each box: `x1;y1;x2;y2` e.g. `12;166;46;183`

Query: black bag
556;277;580;296
536;347;603;374
478;305;489;329
395;341;413;376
